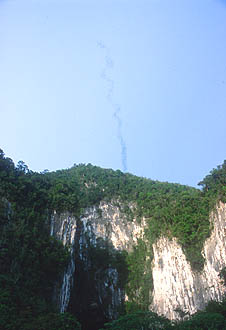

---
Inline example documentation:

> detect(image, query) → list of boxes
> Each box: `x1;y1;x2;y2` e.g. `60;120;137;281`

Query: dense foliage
1;147;226;329
101;298;226;330
48;162;222;271
47;163;211;272
0;149;80;329
198;160;226;203
44;160;226;309
100;310;173;330
173;298;226;330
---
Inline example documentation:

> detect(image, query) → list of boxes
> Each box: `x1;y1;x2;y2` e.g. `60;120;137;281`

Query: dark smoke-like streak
97;41;128;172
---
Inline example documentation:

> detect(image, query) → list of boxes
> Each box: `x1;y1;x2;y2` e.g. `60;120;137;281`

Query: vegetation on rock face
44;159;225;309
220;267;226;287
0;149;80;330
198;160;226;204
1;147;226;329
46;161;225;273
125;239;153;311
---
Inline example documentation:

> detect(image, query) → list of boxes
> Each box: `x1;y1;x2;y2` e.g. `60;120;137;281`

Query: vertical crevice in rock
50;212;77;313
51;201;144;329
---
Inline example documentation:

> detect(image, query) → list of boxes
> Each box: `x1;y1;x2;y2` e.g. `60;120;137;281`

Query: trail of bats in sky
97;41;128;172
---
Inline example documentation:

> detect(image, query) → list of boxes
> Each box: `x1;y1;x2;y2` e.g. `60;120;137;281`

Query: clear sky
1;0;226;187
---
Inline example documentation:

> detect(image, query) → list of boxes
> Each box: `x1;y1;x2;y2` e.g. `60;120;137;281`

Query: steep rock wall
51;199;226;325
151;201;226;319
80;201;145;251
50;211;77;312
50;200;145;327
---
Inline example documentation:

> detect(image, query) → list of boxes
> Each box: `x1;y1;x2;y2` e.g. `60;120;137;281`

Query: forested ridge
1;147;226;329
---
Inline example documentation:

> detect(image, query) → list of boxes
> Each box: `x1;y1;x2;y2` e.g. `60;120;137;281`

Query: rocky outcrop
151;201;226;319
51;199;226;325
50;200;145;327
80;201;145;251
50;211;77;312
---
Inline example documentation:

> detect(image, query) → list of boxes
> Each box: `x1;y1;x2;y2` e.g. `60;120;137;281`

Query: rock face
50;200;145;329
50;211;77;313
50;200;226;327
152;201;226;319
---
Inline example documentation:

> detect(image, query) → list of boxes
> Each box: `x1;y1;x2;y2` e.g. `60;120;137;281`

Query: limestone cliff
50;200;145;329
50;200;226;326
152;201;226;319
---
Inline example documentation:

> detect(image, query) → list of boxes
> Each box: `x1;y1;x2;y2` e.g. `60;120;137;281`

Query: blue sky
1;0;226;187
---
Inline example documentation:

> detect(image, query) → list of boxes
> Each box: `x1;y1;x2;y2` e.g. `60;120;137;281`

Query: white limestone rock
151;202;226;319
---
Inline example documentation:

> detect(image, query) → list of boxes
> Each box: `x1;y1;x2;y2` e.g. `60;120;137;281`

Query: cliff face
50;200;145;329
152;201;226;319
50;200;226;326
